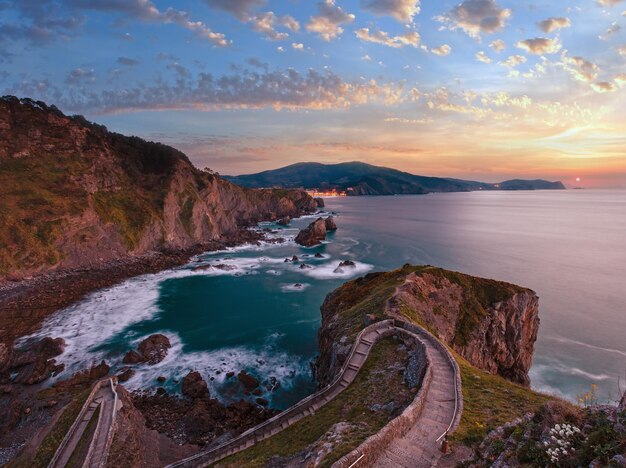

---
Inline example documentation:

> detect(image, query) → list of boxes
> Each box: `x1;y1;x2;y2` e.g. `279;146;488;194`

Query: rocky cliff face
316;265;539;387
0;96;318;279
388;270;539;385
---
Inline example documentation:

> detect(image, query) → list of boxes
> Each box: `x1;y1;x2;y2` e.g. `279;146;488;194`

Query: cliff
0;96;318;279
316;265;539;387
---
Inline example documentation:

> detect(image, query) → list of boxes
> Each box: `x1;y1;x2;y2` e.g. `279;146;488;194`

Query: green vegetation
220;336;417;468
322;263;527;347
321;264;430;341
425;268;528;346
7;389;91;468
0;154;89;274
453;353;553;445
93;191;155;250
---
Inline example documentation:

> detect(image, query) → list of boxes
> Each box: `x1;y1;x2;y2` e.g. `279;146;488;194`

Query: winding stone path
372;327;459;467
48;378;118;468
168;319;462;468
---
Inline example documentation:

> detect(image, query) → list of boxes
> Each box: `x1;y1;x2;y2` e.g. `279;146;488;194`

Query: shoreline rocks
295;216;338;247
123;334;171;366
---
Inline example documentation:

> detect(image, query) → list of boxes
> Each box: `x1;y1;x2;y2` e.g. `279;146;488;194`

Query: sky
1;0;625;186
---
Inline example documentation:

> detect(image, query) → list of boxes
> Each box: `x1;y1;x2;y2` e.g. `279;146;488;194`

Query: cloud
476;51;491;63
360;0;420;23
600;22;621;40
437;0;511;39
614;73;626;87
203;0;265;20
431;44;452;56
560;53;599;82
65;67;95;85
0;1;84;44
280;15;300;32
597;0;624;6
490;39;505;52
499;55;526;68
516;37;562;54
249;12;290;40
67;0;230;46
292;42;304;50
306;0;355;41
619;45;626;55
9;66;406;114
355;28;420;48
117;57;138;66
538;17;571;33
591;81;615;93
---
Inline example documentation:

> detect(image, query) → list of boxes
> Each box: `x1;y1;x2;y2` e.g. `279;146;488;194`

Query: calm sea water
28;190;626;407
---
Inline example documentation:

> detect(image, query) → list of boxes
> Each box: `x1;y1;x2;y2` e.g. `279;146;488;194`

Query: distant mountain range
225;162;566;196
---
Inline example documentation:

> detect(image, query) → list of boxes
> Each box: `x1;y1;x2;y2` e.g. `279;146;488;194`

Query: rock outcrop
0;96;318;280
0;337;66;385
295;216;337;247
123;334;171;366
181;371;209;399
316;265;539;387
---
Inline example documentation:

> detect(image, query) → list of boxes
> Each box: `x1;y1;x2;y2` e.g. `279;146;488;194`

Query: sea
23;190;626;408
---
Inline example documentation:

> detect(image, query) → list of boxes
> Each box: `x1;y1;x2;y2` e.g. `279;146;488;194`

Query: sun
576;177;581;183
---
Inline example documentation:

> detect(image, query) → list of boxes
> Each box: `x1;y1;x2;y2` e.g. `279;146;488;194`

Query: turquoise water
28;190;626;407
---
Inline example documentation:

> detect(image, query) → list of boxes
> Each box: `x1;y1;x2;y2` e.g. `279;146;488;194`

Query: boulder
256;397;269;406
314;252;323;258
182;371;210;399
333;260;356;273
237;371;260;392
11;337;65;367
123;350;145;365
118;368;135;382
13;359;64;385
295;218;327;247
277;217;290;226
137;334;171;365
325;216;337;231
314;197;325;208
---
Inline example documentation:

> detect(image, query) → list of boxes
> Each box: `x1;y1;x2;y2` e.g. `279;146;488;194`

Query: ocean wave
116;332;311;404
280;283;311;293
544;335;626;358
295;260;373;280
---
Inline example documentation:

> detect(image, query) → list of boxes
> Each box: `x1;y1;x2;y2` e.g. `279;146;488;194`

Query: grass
453;352;554;446
219;336;417;468
7;389;91;468
0;154;89;274
92;191;155;250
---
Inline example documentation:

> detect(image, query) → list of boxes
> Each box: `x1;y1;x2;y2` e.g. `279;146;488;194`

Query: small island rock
182;371;210;399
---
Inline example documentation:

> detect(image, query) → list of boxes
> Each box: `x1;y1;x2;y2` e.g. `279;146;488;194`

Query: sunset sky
1;0;625;186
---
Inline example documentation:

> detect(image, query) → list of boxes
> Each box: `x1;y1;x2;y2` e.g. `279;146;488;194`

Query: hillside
0;96;318;279
225;162;566;195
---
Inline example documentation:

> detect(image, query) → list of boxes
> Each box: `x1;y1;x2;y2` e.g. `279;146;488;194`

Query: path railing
47;377;118;468
167;318;463;468
166;320;397;468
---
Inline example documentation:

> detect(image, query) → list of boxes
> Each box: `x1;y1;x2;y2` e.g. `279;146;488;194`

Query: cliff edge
316;264;539;387
0;96;318;279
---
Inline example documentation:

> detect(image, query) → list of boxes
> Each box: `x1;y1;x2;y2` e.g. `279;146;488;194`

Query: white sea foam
280;283;311;293
19;270;168;378
544;335;626;358
295;260;373;280
121;332;309;403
